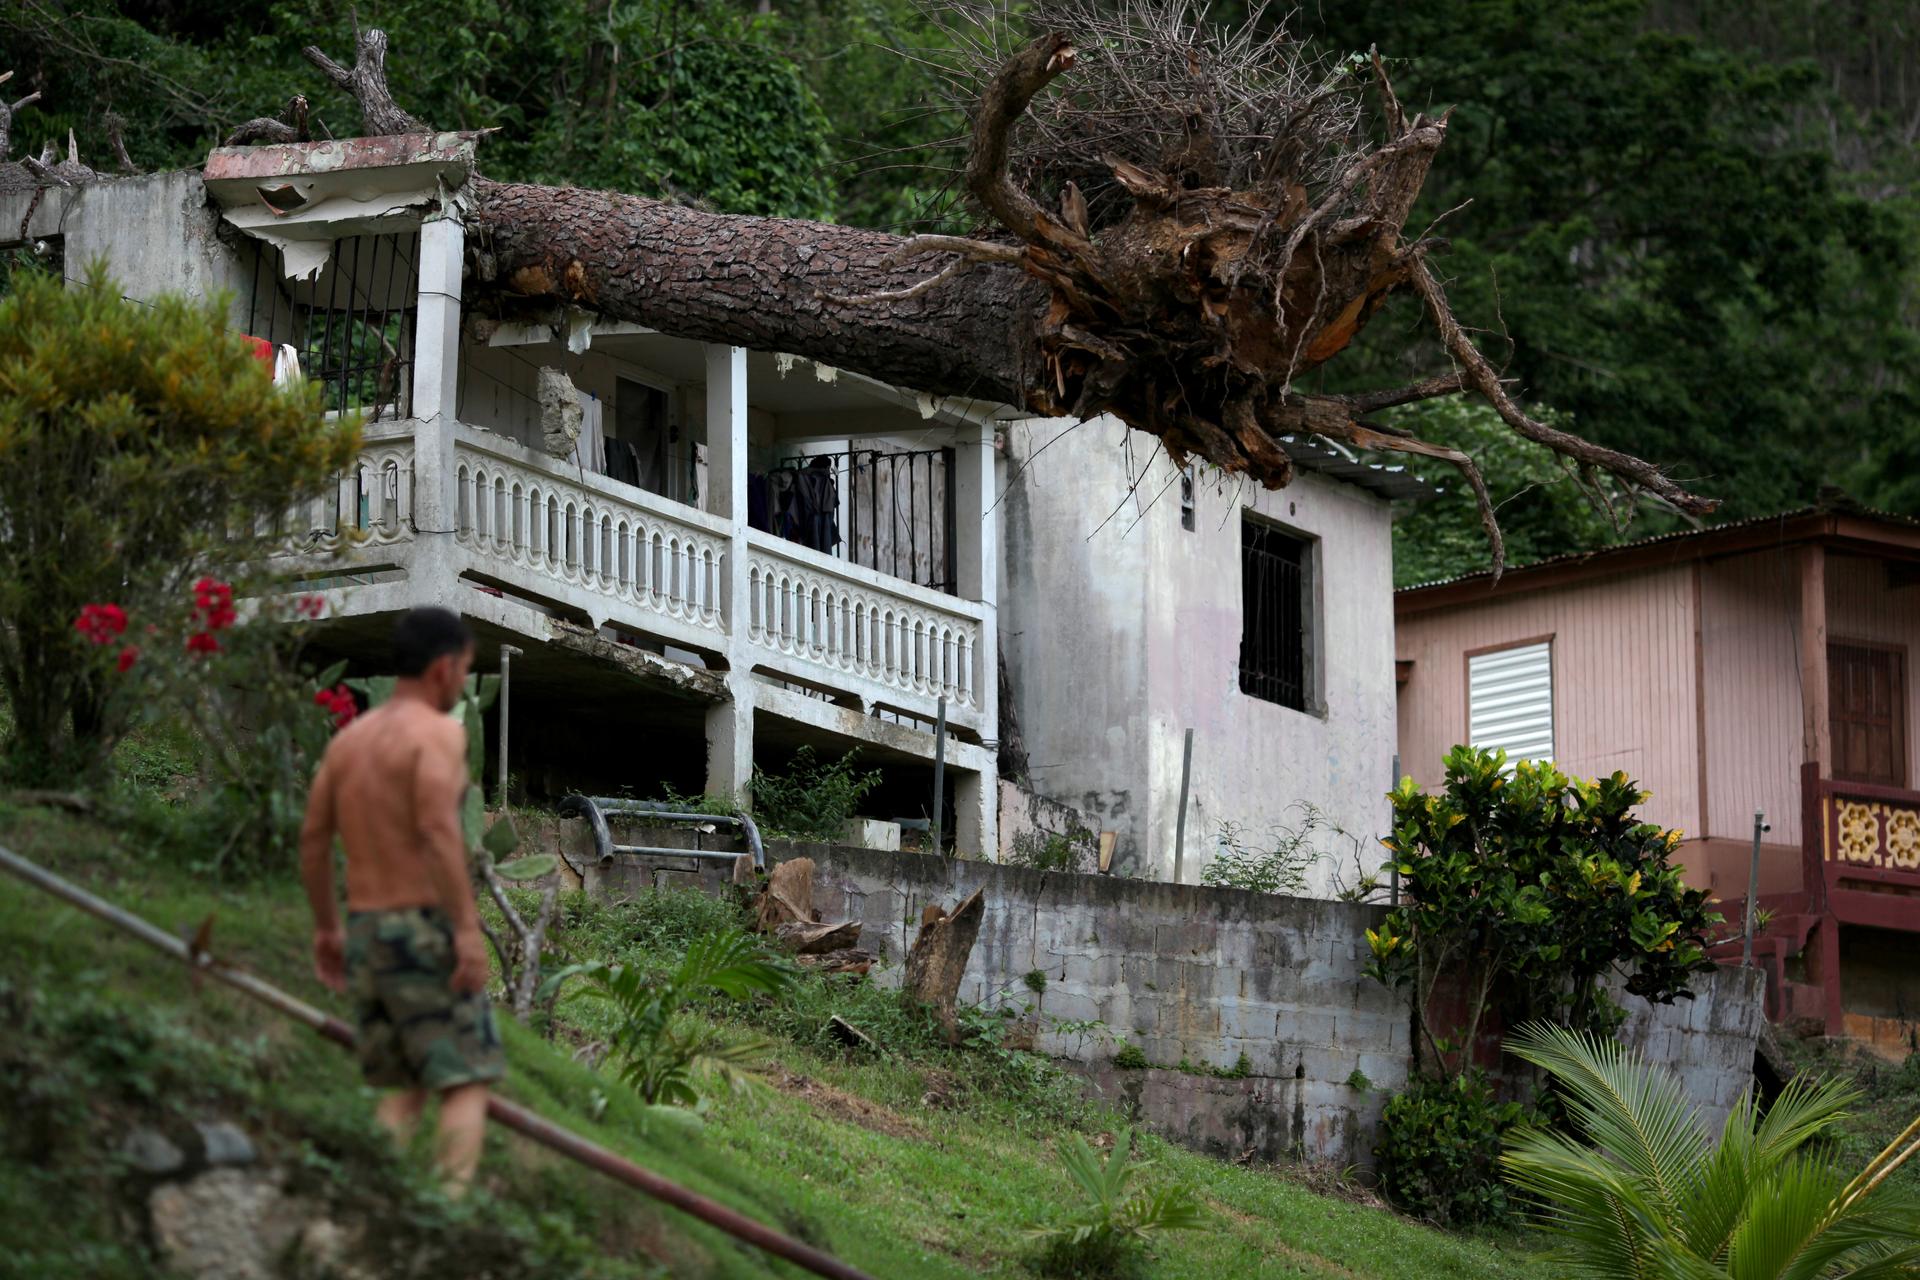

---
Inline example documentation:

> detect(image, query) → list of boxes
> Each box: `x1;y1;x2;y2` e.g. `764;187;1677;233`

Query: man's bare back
319;699;470;913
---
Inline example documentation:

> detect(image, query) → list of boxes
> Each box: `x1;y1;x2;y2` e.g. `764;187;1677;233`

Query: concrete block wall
559;820;1766;1168
576;828;1406;1167
1615;964;1766;1136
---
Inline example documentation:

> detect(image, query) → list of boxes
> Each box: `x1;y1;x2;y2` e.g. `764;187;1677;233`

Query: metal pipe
1743;810;1769;967
1389;753;1401;906
497;644;521;809
1173;728;1194;884
0;843;878;1280
559;796;764;870
930;695;947;856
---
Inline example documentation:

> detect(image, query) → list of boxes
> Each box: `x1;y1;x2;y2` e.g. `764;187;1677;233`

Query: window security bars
244;233;420;422
1239;517;1309;711
772;447;957;595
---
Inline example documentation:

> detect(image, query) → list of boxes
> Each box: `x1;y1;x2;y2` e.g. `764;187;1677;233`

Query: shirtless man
298;606;500;1195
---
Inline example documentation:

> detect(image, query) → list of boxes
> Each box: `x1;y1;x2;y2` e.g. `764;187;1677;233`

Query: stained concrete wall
998;415;1397;892
1;170;286;335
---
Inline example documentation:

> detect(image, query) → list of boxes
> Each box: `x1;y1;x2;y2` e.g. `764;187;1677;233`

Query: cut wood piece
797;948;876;977
755;857;815;933
903;888;986;1043
828;1015;876;1050
775;919;862;955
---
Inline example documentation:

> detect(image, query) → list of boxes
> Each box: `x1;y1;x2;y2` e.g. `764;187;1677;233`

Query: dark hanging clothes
748;473;772;533
765;462;841;554
605;440;641;487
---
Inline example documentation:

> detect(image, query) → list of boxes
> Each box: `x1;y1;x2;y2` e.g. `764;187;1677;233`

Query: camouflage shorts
345;907;504;1092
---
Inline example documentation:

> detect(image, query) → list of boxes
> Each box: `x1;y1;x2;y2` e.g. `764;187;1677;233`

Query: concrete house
4;135;1004;849
999;416;1428;890
3;132;1418;883
1395;504;1920;1049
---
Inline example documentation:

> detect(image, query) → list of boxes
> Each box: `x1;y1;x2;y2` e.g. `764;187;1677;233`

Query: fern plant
540;929;793;1108
1503;1022;1920;1279
1030;1128;1204;1278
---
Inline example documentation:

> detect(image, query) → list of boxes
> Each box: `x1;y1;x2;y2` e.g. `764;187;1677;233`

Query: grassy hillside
0;782;1534;1279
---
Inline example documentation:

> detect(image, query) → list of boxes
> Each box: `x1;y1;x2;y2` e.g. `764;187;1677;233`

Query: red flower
192;578;237;632
185;631;221;656
314;683;357;730
295;594;326;620
74;603;129;646
116;645;140;673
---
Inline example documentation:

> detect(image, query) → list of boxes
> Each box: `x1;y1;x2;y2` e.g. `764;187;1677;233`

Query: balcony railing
1812;771;1920;931
453;429;729;642
745;529;983;720
275;424;986;732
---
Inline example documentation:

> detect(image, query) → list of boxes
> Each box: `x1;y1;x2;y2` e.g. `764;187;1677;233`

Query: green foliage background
5;0;1917;580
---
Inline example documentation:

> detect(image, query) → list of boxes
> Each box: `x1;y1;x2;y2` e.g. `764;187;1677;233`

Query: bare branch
0;82;42;160
302;29;430;135
102;112;136;173
1342;371;1471;414
964;31;1081;246
1408;258;1718;517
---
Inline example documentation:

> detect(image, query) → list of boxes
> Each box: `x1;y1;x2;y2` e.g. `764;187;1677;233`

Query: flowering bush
81;580;358;876
0;269;357;784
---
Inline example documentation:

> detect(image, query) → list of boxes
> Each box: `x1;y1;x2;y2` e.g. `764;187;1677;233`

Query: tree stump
903;889;986;1044
755;857;816;933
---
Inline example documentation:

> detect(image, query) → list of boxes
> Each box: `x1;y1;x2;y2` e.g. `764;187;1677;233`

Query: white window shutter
1469;641;1554;764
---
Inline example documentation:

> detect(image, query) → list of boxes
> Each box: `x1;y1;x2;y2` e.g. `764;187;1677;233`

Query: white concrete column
704;688;755;804
954;420;1000;855
956;767;999;862
704;343;755;803
410;214;465;607
955;419;999;730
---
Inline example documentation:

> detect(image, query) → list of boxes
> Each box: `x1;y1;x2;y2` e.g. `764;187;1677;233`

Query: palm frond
1503;1124;1675;1278
1507;1021;1710;1221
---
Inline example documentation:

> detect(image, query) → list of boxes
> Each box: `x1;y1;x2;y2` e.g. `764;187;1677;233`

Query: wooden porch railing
1807;765;1920;931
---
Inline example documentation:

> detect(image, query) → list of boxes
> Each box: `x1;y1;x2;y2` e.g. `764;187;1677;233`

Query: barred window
1239;516;1312;711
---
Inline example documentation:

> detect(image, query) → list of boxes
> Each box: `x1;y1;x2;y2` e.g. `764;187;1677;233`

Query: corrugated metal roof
1397;502;1920;594
1278;435;1437;502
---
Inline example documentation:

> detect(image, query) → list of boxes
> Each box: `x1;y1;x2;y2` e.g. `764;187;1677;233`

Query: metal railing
557;796;765;871
770;447;956;594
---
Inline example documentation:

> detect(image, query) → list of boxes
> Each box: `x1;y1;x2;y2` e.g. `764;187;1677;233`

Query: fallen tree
10;3;1720;571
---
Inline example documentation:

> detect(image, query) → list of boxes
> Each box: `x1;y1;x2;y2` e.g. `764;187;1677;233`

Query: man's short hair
392;607;474;677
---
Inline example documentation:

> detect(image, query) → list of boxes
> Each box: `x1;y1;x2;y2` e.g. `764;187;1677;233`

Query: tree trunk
902;890;986;1043
467;180;1042;409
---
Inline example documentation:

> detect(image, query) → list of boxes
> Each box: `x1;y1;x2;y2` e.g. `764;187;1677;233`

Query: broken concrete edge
546;619;728;703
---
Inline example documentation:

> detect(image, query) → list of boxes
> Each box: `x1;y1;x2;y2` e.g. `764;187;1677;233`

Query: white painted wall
1000;415;1398;894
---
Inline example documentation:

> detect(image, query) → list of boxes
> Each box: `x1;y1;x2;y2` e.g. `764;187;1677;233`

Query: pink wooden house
1395;503;1920;1050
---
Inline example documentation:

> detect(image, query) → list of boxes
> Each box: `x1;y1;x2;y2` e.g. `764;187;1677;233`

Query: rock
149;1168;303;1280
120;1127;186;1176
195;1120;257;1167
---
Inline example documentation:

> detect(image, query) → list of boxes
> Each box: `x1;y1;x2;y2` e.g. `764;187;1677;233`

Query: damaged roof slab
202;132;485;280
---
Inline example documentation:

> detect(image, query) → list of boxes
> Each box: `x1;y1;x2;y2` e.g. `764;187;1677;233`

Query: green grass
0;793;1538;1279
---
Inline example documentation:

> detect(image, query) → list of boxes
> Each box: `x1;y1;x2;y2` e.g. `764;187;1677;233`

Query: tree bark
466;179;1043;410
903;890;986;1043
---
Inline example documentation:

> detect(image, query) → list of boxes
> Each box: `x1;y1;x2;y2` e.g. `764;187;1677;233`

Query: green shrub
1112;1042;1149;1070
748;746;881;841
1375;1070;1533;1227
1368;747;1721;1058
1029;1128;1203;1278
540;928;792;1108
1009;828;1098;873
1200;806;1341;895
